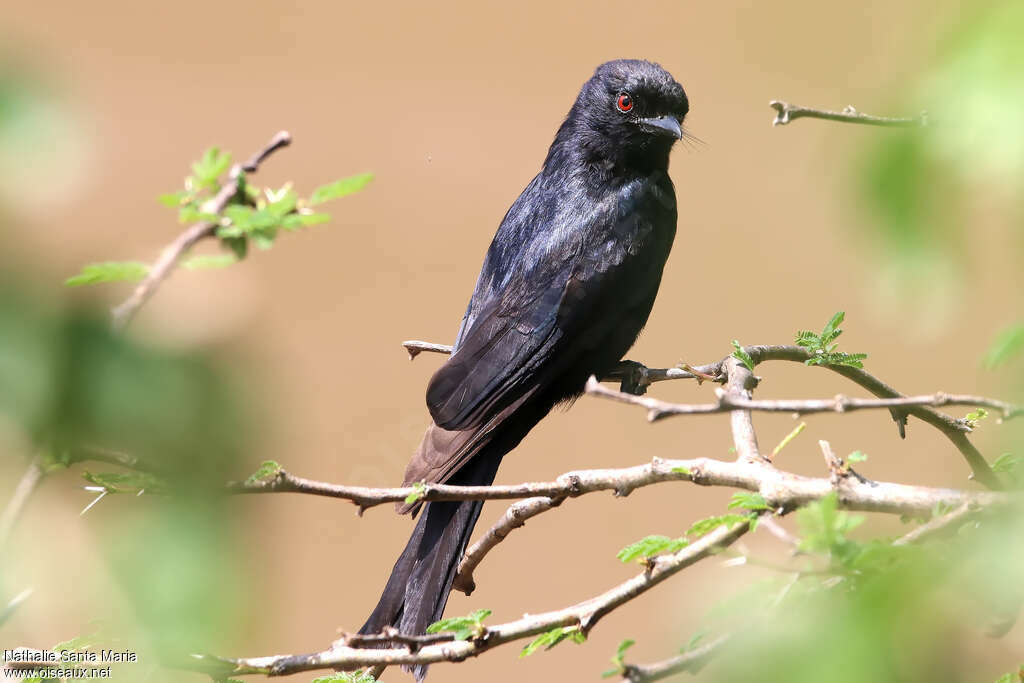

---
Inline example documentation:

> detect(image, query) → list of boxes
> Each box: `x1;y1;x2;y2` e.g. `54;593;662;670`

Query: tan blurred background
2;0;1022;681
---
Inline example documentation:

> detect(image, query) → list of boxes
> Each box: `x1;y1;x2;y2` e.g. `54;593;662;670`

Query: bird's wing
426;178;673;433
425;258;569;431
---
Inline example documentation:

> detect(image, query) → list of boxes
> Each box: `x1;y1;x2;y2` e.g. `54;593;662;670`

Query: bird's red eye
616;93;633;112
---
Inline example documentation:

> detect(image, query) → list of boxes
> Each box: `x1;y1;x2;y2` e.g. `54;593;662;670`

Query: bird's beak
636;115;682;139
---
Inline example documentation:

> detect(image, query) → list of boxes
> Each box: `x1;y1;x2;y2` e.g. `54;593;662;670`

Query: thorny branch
43;337;1020;679
769;101;928;127
403;340;1014;488
586;378;1022;423
110;131;292;329
229;455;1007;517
187;521;753;677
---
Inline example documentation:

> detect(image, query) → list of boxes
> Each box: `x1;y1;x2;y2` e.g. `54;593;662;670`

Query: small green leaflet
309;173;374;205
158;190;192;207
281;212;331;229
794;311;868;369
405;481;427;505
245;460;282;485
182;254;238;270
190;146;232;188
671;465;691;476
426;608;491;641
731;340;755;372
600;638;635;678
687;514;752;538
312;673;377;683
65;262;149;287
617;535;688;563
964;408;988;429
847;450;869;463
178;205;221;224
796;492;865;562
992;453;1020;475
727;492;770;511
519;625;585;657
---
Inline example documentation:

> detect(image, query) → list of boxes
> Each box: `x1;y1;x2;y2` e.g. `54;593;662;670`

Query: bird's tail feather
358;451;503;681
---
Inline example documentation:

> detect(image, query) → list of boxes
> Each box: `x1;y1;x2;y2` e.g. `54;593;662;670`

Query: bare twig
622;634;731;682
0;457;45;551
402;340;454;360
340;628;457;651
229;458;1006;517
586;381;1022;424
819;440;846;492
894;503;977;546
110;131;292;329
606;343;1006;489
185;521;752;676
770;101;927;127
399;340;710;391
454;495;563;595
406;339;1011;487
722;357;764;463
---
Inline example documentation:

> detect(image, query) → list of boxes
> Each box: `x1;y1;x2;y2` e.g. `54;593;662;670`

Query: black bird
360;59;689;678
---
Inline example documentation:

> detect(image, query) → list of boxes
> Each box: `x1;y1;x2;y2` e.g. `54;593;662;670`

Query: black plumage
360;59;689;679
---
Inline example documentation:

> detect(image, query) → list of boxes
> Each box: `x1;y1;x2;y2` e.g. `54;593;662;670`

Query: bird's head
555;59;689;171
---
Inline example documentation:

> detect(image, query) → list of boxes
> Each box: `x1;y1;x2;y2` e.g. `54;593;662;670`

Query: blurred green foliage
0;279;254;666
66;145;372;285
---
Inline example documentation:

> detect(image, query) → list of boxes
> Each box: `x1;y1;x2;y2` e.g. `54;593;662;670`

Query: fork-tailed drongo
360;59;689;680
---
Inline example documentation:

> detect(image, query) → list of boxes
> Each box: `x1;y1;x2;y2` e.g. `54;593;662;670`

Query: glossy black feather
359;59;688;680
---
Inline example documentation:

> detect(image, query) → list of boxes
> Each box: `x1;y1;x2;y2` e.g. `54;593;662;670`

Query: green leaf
983;323;1024;369
265;187;298;217
794;330;820;348
182;254;238;270
158;190;190;207
309;173;374;205
519;626;585;658
687;514;751;538
796;493;866;566
600;638;636;678
617;535;688;563
245;460;282;485
806;351;868;369
671;465;691;476
312;673;377;683
178;205;221;224
281;212;331;230
795;313;867;368
821;311;845;344
222;236;248;261
728;492;771;511
65;261;149;287
191;147;232;188
405;481;427;505
426;608;491;641
992;453;1021;474
965;408;989;428
731;340;755;372
847;451;869;463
